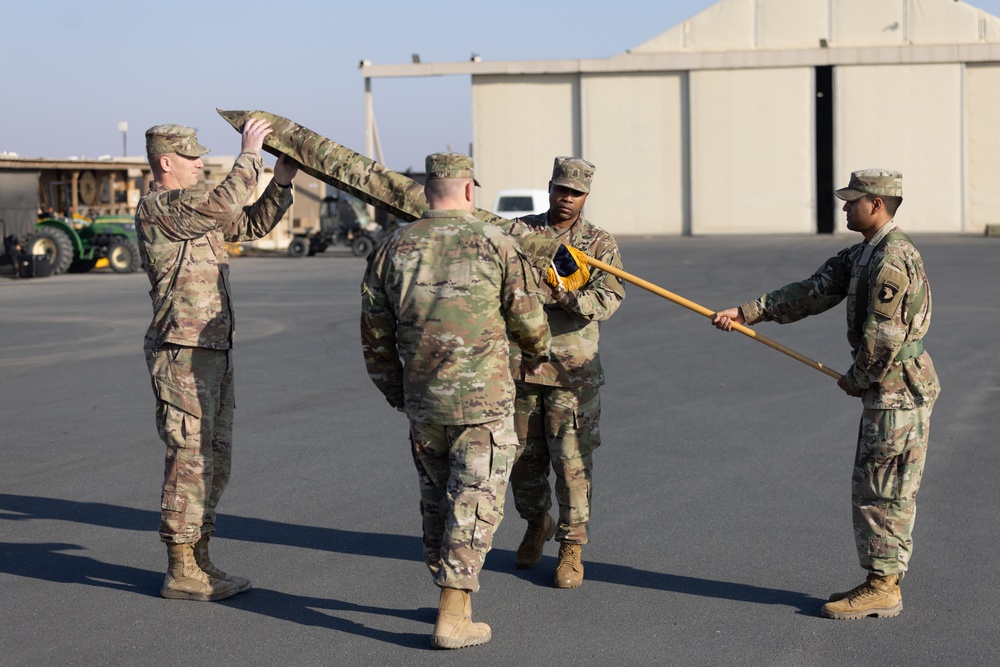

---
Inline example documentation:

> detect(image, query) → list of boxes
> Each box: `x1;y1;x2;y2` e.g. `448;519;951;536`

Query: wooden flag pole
583;256;843;380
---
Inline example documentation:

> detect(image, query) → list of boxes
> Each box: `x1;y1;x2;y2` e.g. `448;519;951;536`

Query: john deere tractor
32;215;142;274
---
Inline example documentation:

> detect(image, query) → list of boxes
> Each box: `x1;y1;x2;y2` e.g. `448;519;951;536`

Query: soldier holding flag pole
712;169;940;620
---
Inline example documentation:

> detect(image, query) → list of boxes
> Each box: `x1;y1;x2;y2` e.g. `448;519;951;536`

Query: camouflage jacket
360;209;551;424
503;212;625;389
136;150;292;350
741;224;939;409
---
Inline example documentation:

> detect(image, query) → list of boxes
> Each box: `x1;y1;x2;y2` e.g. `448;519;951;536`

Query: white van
492;189;549;217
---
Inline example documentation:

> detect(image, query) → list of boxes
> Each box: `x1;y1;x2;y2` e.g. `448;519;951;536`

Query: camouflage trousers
511;382;601;544
145;344;234;545
853;404;933;576
409;417;517;593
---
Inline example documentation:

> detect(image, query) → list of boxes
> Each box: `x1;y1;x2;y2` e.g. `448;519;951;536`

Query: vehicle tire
69;259;98;273
288;237;309;258
108;237;142;273
30;227;74;275
351;235;374;257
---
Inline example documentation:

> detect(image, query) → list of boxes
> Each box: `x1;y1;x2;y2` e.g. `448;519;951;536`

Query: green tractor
31;215;142;274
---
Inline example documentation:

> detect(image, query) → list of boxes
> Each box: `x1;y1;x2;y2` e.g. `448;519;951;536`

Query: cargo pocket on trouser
472;500;500;553
157;401;207;542
447;501;498;592
853;408;914;568
150;347;208;543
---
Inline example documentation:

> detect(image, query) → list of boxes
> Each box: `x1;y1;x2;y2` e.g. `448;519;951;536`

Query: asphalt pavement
1;235;997;666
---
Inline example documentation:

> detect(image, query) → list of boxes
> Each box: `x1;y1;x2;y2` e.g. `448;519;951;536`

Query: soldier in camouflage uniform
360;153;550;649
137;119;297;601
503;157;625;589
712;169;939;620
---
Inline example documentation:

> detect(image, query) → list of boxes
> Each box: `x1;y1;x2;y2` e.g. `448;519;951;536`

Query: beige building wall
368;0;1000;236
690;67;815;234
581;72;688;235
836;63;963;233
472;74;579;213
965;63;1000;234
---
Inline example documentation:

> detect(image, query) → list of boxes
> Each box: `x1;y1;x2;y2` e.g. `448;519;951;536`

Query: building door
815;66;834;234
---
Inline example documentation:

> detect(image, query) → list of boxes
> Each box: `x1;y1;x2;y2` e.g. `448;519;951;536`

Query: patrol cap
835;168;902;201
145;124;210;158
551;156;595;194
425;152;479;186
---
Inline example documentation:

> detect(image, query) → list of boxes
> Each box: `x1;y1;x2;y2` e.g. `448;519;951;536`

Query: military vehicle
287;193;383;258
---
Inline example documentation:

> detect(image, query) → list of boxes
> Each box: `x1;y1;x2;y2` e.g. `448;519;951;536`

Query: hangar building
362;0;1000;235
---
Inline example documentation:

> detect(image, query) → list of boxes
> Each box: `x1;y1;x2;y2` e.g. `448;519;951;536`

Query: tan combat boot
821;573;902;619
194;535;252;593
829;570;903;602
161;542;240;601
431;587;492;649
553;543;584;588
515;514;556;569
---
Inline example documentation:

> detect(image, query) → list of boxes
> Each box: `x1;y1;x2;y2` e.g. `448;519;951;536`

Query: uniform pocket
149;346;203;418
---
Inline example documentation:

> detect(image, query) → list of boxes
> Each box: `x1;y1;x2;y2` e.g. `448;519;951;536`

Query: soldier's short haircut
869;194;903;217
424;177;468;202
148;153;167;176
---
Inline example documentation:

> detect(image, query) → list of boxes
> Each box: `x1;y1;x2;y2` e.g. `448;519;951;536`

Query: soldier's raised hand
241;117;273;155
273;154;298;187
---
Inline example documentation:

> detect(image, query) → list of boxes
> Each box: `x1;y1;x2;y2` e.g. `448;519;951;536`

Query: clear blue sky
3;0;1000;172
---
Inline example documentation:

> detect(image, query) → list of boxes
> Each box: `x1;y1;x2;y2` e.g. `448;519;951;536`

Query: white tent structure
362;0;1000;235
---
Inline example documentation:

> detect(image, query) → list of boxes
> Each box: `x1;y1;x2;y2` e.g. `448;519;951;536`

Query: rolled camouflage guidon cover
217;109;505;227
217;109;561;272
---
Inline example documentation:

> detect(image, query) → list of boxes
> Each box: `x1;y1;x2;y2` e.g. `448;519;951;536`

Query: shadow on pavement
226;588;433;649
0;493;422;560
0;541;161;596
488;546;824;616
2;493;823;617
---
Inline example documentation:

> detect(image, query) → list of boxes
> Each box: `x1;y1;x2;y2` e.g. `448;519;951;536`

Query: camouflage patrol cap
835;168;902;201
551;156;595;194
145;124;210;158
426;152;480;186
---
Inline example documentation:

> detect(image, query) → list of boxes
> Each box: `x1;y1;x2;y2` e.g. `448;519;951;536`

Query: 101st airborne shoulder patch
872;265;909;318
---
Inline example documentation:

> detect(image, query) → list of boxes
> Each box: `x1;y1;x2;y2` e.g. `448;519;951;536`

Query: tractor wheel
351;235;375;257
287;237;309;258
30;227;74;275
108;237;142;273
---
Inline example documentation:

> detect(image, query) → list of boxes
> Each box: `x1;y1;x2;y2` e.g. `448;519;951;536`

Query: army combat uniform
494;157;624;590
737;169;939;618
360;162;550;595
507;210;624;546
137;138;292;548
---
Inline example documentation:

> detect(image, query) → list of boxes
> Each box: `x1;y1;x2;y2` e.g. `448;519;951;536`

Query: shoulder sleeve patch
872;265;909;318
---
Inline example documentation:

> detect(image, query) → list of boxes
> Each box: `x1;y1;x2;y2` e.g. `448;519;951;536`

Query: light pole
117;121;128;157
